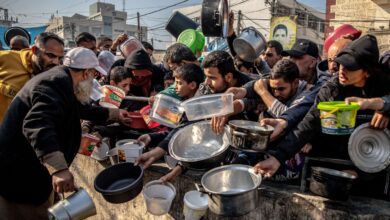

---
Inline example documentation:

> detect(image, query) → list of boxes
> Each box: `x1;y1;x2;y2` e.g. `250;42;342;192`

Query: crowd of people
0;15;390;219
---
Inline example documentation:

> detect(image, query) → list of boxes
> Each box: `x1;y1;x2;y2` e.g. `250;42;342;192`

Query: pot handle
195;183;210;197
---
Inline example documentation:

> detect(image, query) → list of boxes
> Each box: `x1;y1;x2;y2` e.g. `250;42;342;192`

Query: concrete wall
327;0;390;52
69;155;390;220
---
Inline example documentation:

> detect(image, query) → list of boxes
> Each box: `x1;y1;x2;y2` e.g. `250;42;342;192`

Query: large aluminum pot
197;165;262;216
168;120;230;170
227;120;274;152
201;0;229;37
48;188;96;220
233;27;267;62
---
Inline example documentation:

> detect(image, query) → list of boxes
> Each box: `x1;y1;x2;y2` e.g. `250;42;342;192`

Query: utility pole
271;0;276;16
123;0;125;12
151;38;154;47
236;10;242;34
137;12;141;41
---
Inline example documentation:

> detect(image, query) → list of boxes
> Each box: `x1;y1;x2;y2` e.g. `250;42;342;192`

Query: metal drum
348;123;390;173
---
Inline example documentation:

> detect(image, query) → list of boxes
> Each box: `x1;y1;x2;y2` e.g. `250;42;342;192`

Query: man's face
99;40;112;52
327;39;352;74
204;67;228;93
32;39;64;74
274;29;288;46
261;47;281;68
75;69;95;104
269;78;298;102
338;64;368;87
79;40;97;53
291;55;316;81
174;76;194;98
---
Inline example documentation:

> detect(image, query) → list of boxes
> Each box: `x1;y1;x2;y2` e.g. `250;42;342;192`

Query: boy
135;63;204;181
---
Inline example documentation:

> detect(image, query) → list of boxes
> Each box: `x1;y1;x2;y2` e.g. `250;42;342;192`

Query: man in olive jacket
0;47;130;219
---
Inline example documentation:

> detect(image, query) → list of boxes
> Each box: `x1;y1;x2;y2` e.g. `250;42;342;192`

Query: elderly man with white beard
0;47;131;219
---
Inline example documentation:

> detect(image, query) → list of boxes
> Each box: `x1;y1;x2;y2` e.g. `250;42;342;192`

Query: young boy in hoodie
135;63;204;180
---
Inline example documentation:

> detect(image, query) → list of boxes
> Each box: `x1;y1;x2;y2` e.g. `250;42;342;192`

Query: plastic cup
143;180;176;216
183;191;208;220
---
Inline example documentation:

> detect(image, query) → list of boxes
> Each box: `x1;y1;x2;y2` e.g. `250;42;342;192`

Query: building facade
326;0;390;52
46;2;147;48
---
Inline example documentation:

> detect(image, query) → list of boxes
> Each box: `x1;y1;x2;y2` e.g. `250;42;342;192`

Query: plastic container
143;180;176;216
90;79;104;101
119;36;144;57
150;94;184;128
90;138;110;161
317;101;360;135
100;85;126;108
165;11;199;38
128;112;149;129
178;29;205;54
183;191;208;220
116;139;145;163
182;93;234;121
79;134;100;156
140;105;162;129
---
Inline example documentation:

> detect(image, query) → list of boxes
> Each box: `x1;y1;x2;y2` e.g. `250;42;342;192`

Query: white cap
63;47;107;76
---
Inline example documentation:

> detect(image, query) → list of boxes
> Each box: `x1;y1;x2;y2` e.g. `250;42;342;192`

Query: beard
74;76;94;105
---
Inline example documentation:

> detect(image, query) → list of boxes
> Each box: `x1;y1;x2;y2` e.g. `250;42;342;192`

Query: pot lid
228;120;274;134
348;123;390;173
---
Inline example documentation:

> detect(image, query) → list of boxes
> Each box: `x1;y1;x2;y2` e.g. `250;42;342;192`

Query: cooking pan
201;0;228;37
4;26;31;46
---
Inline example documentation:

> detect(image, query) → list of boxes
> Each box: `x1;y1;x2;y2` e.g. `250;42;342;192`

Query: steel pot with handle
201;0;229;37
196;164;262;216
233;27;267;62
227;120;274;152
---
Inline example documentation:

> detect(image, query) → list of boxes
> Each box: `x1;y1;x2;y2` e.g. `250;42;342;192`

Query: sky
0;0;325;49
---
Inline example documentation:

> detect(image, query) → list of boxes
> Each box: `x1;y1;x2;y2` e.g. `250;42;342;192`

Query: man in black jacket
254;35;390;199
0;47;131;219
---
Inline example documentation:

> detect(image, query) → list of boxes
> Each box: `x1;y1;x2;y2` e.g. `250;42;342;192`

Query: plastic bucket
150;94;184;128
165;11;199;38
177;29;205;54
143;180;176;216
116;139;145;163
100;85;125;108
317;101;360;135
79;134;100;156
119;36;144;57
183;191;208;220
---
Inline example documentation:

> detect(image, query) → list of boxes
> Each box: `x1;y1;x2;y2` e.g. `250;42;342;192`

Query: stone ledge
70;154;390;220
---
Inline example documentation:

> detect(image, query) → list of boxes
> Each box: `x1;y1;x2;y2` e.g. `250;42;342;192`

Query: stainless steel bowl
168;121;230;170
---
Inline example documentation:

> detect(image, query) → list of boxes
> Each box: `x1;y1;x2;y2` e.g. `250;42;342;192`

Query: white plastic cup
143;180;176;216
183;191;208;220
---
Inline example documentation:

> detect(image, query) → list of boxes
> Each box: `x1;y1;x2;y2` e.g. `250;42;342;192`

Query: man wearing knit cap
0;47;131;219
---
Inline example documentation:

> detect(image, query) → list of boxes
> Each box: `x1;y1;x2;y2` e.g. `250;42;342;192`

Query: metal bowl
168;121;230;169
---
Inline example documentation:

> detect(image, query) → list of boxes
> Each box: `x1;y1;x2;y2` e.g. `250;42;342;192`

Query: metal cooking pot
227;120;274;152
309;167;357;201
94;162;144;203
4;26;31;46
165;11;199;38
48;188;96;220
201;0;228;37
196;165;262;216
233;27;267;62
168;121;230;170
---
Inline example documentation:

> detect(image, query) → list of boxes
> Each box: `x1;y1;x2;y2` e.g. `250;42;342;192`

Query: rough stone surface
70;155;390;220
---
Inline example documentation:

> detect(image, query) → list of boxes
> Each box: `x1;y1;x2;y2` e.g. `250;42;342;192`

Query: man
255;35;390;200
10;35;30;50
273;24;289;47
0;32;64;122
282;39;319;85
96;35;113;53
0;47;130;219
142;41;155;63
76;32;97;53
260;40;283;69
326;38;352;75
197;50;252;96
158;43;200;99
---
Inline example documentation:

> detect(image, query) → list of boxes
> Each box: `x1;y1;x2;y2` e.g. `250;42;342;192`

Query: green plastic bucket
317;101;360;135
178;29;205;54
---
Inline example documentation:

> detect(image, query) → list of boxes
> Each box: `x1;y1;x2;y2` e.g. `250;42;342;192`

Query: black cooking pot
4;26;31;46
94;162;144;203
201;0;228;37
165;11;199;38
309;167;357;200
